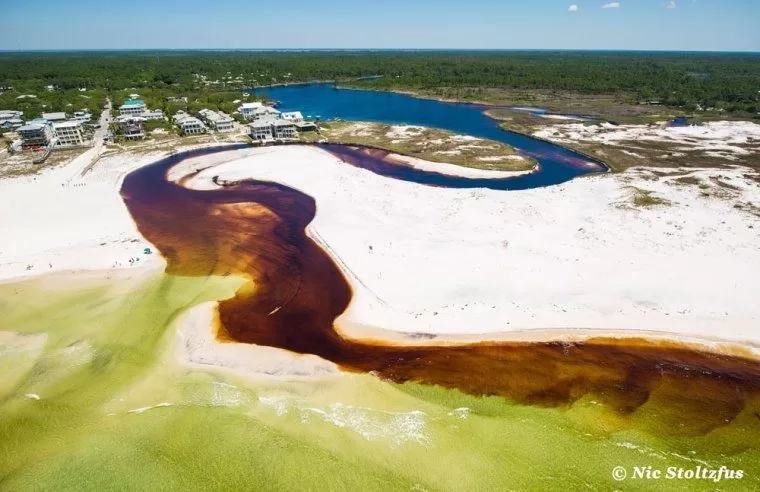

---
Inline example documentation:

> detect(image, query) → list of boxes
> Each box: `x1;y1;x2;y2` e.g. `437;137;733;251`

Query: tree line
0;50;758;116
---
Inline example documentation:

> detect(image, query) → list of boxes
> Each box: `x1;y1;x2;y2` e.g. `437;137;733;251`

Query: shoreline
168;145;760;357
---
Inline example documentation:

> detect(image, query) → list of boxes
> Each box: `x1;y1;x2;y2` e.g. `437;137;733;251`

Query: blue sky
1;0;758;51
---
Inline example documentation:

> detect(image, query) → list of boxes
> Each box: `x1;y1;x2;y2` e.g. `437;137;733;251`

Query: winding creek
121;85;760;436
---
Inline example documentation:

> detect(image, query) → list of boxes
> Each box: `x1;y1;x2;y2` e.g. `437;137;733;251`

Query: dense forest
0;51;758;117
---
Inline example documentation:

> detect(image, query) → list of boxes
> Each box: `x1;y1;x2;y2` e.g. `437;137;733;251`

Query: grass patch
315;121;535;172
625;187;671;208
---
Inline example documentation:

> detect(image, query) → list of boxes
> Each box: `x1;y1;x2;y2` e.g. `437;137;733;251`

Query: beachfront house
119;99;148;117
198;109;234;132
41;112;68;123
18;122;54;149
247;116;297;141
238;102;264;120
116;116;145;140
52;120;86;147
281;111;304;124
174;111;206;135
248;119;274;140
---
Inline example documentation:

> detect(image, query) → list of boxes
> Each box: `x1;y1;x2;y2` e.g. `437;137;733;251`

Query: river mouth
120;144;760;438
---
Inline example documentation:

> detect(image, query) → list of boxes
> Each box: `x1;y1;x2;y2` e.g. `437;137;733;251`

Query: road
76;98;112;177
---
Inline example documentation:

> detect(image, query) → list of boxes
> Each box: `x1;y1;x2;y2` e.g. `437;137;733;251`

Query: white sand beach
0;151;166;282
175;145;760;355
3;140;760;378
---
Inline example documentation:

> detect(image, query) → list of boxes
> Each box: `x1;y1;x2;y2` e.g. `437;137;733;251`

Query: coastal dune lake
2;85;759;490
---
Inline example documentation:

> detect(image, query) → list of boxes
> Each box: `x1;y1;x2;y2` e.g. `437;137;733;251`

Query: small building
281;111;304;124
52;121;86;147
141;109;165;121
41;112;68;123
116;116;145;140
18;122;54;149
167;96;188;104
119;99;148;117
174;112;206;135
198;109;234;132
295;121;318;132
238;102;264;120
73;111;92;123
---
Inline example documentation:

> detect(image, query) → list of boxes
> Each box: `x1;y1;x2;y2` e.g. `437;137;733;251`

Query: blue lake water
256;83;608;189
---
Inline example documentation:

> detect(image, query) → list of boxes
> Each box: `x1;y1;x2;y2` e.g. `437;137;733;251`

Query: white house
281;111;304;124
52;121;86;147
238;102;267;120
174;111;206;135
141;109;165;121
0;110;23;120
0;110;24;130
248;119;274;140
18;122;54;149
249;106;281;121
247;116;297;141
119;99;148;117
198;109;234;132
73;111;92;123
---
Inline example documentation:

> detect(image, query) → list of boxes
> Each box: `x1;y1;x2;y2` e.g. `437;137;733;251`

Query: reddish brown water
121;146;760;436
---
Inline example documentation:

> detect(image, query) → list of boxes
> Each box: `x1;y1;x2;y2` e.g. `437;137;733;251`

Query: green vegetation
1;51;758;119
109;88;254;119
0;87;107;120
628;187;671;208
309;121;535;172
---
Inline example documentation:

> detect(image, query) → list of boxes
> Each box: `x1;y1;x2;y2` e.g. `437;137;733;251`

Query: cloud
568;4;579;11
666;0;677;8
602;2;621;8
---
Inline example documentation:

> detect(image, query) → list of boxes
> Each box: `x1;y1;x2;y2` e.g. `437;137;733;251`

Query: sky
0;0;758;52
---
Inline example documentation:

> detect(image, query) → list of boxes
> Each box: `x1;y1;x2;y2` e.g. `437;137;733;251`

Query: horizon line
1;48;759;54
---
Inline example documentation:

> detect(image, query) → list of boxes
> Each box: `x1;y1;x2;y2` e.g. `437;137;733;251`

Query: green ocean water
1;272;758;491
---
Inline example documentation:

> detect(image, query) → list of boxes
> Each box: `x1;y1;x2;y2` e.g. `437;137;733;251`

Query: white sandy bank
534;120;760;160
175;145;760;352
0;151;167;282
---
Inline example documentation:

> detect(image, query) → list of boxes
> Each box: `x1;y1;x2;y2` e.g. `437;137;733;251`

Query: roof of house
53;121;83;129
17;123;47;132
239;102;264;109
122;99;146;106
42;112;67;120
199;109;233;123
282;111;303;119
